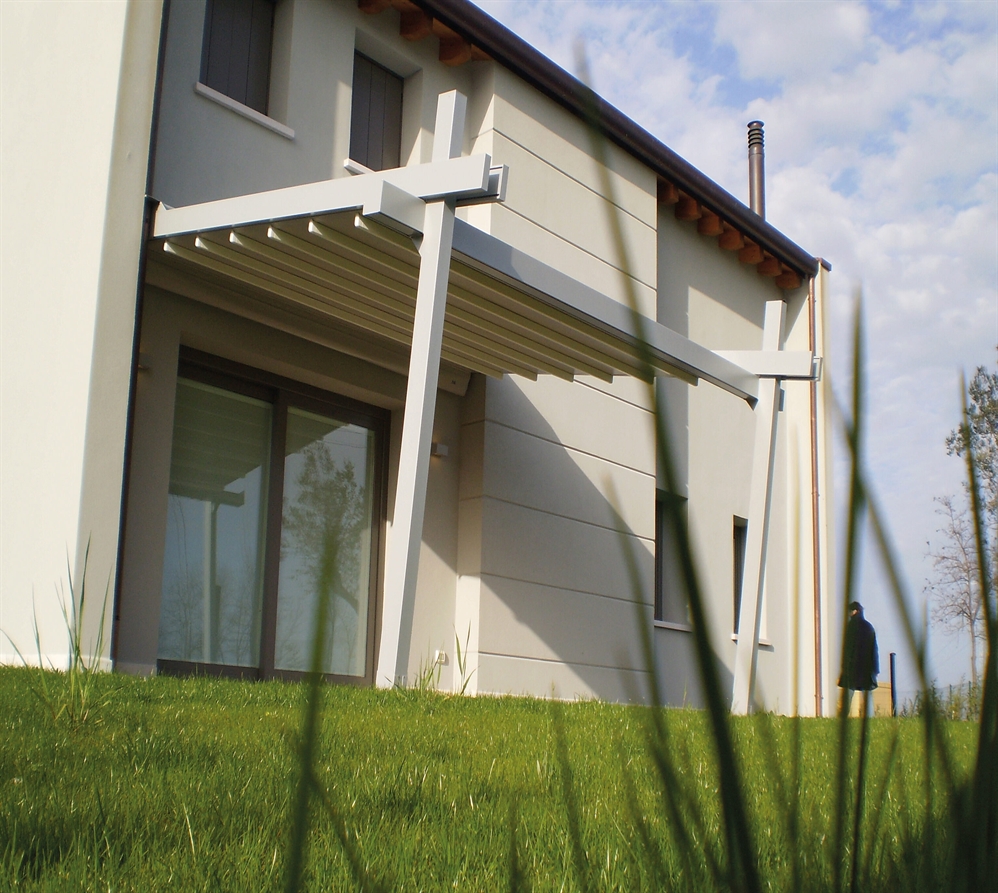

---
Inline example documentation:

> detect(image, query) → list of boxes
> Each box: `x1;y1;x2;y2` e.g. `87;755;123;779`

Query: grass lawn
0;667;980;892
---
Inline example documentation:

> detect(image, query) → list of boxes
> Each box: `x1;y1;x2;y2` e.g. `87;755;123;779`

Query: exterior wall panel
485;377;655;474
0;0;162;668
480;421;653;539
471;372;657;700
478;652;651;703
487;66;657;313
478;575;651;673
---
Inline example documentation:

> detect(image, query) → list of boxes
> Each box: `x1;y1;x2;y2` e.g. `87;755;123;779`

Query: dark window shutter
244;0;274;114
350;54;373;168
201;0;274;115
350;53;403;171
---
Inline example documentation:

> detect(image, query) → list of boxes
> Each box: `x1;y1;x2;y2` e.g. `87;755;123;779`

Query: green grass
4;71;993;893
0;667;979;892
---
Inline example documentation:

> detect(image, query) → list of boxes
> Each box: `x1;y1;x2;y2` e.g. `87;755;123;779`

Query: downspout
109;0;171;665
808;273;823;715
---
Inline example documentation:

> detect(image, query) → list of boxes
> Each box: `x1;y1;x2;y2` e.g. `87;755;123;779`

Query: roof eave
414;0;820;278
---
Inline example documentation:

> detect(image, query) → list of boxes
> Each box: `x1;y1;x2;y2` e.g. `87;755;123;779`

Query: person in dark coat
839;601;879;715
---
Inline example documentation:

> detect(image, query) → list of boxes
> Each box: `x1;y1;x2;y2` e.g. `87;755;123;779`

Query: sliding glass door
275;407;376;676
158;379;271;668
157;353;387;683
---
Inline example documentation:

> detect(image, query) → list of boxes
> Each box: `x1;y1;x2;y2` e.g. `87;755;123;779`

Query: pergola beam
375;91;466;686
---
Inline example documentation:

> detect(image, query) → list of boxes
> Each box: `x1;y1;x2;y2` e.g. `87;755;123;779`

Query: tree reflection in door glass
158;379;271;667
275;407;375;676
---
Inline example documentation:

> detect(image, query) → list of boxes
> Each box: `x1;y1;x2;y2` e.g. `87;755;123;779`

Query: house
1;0;835;714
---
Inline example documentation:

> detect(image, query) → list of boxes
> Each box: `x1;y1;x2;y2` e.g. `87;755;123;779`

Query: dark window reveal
733;516;748;633
350;53;403;171
200;0;275;115
655;492;689;625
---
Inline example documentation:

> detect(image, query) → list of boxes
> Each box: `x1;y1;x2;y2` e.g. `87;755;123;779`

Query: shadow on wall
445;371;731;707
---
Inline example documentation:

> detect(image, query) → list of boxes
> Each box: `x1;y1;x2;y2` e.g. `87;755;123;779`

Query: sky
471;0;998;697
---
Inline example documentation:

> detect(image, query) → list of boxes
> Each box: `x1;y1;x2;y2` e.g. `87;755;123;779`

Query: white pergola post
731;299;786;714
375;92;466;687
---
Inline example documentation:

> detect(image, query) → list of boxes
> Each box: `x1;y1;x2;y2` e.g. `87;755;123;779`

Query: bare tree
946;365;998;520
927;364;998;687
927;494;985;685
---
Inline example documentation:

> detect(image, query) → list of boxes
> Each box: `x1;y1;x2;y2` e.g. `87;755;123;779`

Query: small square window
200;0;275;115
655;492;689;625
350;52;403;171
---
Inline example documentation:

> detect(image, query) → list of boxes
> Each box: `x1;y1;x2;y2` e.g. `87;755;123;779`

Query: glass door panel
158;378;271;668
275;407;376;676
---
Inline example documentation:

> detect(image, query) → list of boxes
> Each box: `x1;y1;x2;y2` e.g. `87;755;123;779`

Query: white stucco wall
444;63;663;701
462;374;656;701
0;0;161;667
654;202;825;714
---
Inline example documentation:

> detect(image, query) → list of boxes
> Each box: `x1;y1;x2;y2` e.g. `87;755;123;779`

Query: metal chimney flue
747;120;765;219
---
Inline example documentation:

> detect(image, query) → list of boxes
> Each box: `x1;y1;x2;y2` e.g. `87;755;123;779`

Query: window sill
343;158;375;176
194;82;295;140
654;620;693;632
731;632;774;650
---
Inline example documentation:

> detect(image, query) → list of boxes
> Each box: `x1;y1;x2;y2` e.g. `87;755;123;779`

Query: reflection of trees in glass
158;496;263;666
281;438;368;672
159;498;203;661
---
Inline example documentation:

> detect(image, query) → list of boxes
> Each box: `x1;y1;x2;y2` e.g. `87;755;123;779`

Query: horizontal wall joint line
478;570;652;606
462;416;657;478
480;493;655;539
478;650;654;675
491;127;658;230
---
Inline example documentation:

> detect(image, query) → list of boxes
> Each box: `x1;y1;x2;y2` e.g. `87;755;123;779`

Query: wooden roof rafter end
660;179;803;291
359;0;492;66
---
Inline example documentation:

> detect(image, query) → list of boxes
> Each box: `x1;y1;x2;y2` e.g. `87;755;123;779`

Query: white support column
731;299;786;714
376;92;467;687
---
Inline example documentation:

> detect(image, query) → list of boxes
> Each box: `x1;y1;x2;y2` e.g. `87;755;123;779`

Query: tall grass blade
849;690;872;893
551;703;594;893
507;798;530;893
833;310;994;890
833;294;867;893
958;376;998;891
285;533;340;892
862;478;958;796
858;722;902;889
573;42;760;893
605;479;723;887
309;769;388;893
1;540;111;725
615;743;671;887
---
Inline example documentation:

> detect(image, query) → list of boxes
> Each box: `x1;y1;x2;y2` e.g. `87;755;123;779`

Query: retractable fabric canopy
150;162;762;403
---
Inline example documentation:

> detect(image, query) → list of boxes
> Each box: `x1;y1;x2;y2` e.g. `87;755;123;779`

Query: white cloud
714;0;871;81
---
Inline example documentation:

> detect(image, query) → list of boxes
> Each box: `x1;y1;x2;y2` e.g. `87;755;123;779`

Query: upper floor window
350;52;403;171
200;0;275;115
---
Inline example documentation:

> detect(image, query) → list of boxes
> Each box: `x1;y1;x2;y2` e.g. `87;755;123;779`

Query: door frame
156;346;390;686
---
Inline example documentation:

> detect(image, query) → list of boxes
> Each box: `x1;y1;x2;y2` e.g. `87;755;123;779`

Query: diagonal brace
731;299;786;714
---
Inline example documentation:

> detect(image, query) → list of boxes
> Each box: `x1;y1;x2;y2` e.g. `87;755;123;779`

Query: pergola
150;92;818;712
